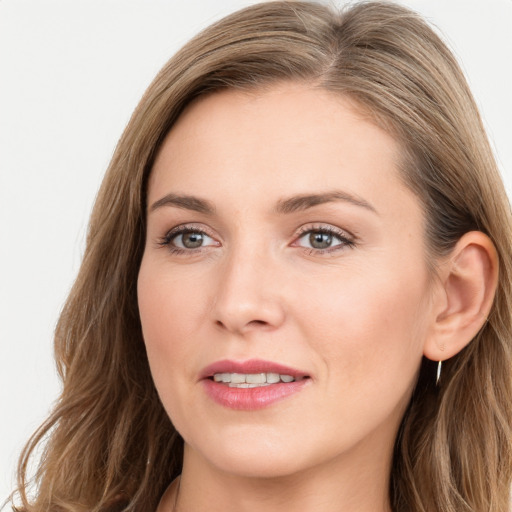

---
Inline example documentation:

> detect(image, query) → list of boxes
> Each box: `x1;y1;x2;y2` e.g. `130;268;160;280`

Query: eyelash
157;224;356;256
294;224;356;255
157;225;217;256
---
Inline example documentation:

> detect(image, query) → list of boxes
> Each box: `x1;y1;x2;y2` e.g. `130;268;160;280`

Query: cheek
300;262;430;392
138;258;201;345
292;268;430;455
137;259;205;391
137;259;213;435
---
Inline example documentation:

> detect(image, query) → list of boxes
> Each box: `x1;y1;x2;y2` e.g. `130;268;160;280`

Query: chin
183;421;333;480
205;447;310;479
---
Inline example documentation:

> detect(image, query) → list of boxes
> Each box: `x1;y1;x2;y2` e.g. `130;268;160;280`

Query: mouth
200;359;311;410
209;372;308;388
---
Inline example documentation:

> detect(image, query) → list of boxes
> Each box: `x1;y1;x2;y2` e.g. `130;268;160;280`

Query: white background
1;0;511;503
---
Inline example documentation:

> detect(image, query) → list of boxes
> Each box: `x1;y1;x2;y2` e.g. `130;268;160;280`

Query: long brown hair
10;2;512;511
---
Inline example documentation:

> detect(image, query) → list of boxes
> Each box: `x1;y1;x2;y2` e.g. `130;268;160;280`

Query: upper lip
199;359;309;380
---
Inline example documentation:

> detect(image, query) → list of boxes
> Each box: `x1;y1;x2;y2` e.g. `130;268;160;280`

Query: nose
211;247;286;335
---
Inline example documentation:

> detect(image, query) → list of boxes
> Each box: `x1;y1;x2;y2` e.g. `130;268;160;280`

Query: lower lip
202;379;309;410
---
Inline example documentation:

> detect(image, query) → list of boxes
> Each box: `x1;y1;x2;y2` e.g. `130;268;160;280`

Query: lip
199;358;309;380
200;359;310;411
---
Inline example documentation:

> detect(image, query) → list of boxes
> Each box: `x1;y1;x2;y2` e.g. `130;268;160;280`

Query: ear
423;231;498;362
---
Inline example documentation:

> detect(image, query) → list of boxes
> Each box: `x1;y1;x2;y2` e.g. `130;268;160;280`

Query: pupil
309;232;332;249
183;232;203;248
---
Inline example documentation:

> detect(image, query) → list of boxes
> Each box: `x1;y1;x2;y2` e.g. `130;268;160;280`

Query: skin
137;83;458;511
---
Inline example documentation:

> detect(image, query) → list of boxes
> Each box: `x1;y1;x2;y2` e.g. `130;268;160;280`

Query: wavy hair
9;2;512;511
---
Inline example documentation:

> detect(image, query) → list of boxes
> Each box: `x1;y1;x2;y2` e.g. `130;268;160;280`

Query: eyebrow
149;190;377;216
275;191;378;215
149;193;216;214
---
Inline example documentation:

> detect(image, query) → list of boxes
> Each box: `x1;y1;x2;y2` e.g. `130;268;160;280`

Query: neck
160;437;394;512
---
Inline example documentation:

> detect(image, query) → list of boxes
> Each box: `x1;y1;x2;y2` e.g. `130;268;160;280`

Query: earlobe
423;231;498;362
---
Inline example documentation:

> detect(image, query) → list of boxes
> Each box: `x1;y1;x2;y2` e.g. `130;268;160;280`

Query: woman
9;1;512;511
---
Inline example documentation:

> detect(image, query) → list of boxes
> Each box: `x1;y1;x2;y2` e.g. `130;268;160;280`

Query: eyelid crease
294;222;358;245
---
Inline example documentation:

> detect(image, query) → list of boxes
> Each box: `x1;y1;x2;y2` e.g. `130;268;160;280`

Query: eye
159;226;219;253
304;231;336;250
173;231;213;249
294;226;355;253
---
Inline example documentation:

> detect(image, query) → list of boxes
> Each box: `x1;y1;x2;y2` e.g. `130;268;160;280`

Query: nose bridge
212;235;285;334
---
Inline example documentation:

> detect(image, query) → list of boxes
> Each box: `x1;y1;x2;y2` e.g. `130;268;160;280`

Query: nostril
249;320;268;326
214;318;269;331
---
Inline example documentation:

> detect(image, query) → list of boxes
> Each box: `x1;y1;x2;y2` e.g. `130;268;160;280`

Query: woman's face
138;83;436;479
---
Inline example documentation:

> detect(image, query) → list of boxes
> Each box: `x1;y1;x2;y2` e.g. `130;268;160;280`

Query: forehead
148;83;418;221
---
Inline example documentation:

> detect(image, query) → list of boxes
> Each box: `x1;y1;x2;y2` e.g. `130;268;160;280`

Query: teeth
267;373;280;384
212;372;298;385
246;373;266;384
231;373;246;384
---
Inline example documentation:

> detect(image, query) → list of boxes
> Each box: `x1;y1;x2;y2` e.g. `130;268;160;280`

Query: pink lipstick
200;359;310;410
